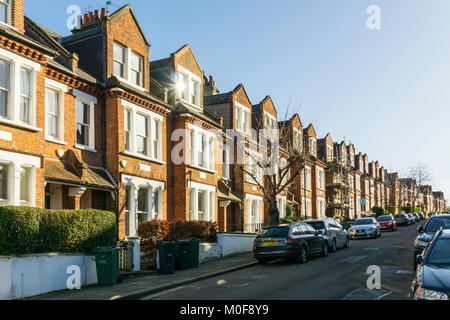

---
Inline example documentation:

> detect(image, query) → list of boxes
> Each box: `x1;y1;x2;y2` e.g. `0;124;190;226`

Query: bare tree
407;162;432;210
238;107;311;226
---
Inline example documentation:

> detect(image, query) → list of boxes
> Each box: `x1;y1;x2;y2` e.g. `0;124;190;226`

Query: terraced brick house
204;82;260;232
150;44;223;227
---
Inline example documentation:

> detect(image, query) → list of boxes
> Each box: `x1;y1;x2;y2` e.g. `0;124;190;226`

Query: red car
377;215;397;232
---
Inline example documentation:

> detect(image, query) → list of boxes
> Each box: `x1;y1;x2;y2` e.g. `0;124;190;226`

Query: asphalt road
143;221;425;300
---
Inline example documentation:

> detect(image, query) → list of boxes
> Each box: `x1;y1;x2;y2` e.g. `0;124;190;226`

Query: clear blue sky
25;0;450;203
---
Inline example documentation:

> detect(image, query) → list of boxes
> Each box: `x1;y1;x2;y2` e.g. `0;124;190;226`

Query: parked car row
412;214;450;300
253;218;349;264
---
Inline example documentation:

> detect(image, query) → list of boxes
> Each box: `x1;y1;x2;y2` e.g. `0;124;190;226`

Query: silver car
348;218;381;239
305;218;350;252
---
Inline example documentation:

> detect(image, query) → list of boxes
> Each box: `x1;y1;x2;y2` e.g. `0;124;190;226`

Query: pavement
28;252;257;300
142;222;424;300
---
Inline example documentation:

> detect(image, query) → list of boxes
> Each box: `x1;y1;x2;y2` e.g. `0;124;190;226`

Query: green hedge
0;207;117;256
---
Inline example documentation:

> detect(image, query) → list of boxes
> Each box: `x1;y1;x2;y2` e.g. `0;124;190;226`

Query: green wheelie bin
175;240;190;271
93;246;119;286
157;241;176;274
187;238;200;268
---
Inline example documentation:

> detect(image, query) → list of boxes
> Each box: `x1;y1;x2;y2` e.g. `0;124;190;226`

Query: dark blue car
412;228;450;300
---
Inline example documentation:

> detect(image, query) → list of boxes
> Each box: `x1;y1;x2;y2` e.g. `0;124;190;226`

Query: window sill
115;75;146;93
45;137;67;146
0;118;42;132
0;21;18;32
74;144;97;153
178;98;201;111
187;164;217;175
122;150;165;165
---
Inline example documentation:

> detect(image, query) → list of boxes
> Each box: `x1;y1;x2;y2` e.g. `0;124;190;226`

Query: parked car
408;213;416;224
411;228;450;300
395;213;410;226
377;215;397;232
347;218;381;239
418;213;425;221
414;214;450;270
413;213;421;223
253;223;328;264
304;218;350;252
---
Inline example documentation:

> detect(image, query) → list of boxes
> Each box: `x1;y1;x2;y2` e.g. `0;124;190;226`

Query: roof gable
232;84;252;108
110;5;150;46
260;95;277;117
173;44;203;77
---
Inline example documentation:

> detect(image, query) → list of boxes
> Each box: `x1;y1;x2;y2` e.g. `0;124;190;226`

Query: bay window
189;182;215;222
0;49;39;129
122;100;163;162
136;113;149;155
317;167;325;190
0;150;39;207
122;175;165;237
188;124;216;171
246;194;263;233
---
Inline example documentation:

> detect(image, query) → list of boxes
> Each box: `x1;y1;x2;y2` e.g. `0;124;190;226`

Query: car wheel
343;237;350;248
299;246;308;264
256;258;268;265
330;239;337;253
321;242;329;257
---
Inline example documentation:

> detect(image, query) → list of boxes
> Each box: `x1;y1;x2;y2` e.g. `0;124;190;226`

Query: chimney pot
101;8;107;18
89;12;94;21
84;13;89;24
94;10;100;20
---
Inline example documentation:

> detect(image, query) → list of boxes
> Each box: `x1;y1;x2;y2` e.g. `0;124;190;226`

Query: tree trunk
268;202;280;226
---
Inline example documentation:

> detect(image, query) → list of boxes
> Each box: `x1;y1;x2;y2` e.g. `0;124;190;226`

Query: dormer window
326;145;333;161
264;113;277;130
235;103;250;134
113;42;126;78
113;41;144;88
177;66;201;109
0;0;10;25
130;52;143;87
309;137;317;157
294;129;302;150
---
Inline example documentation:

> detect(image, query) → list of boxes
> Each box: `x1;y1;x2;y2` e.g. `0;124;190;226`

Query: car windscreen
354;219;374;225
424;217;450;234
427;239;450;266
259;227;289;238
377;216;392;222
305;221;325;230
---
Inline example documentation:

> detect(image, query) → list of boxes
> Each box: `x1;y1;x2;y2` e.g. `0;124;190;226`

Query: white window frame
235;102;250;134
245;148;262;185
303;198;312;217
0;149;40;207
113;41;145;91
303;166;312;191
277;195;287;218
177;65;201;109
263;112;277;130
317;197;326;219
309;137;317;157
188;123;216;172
222;145;231;180
122;175;165;238
0;47;40;131
294;128;303;150
75;97;95;152
122;99;164;163
317;167;325;191
245;194;263;232
327;145;334;161
45;78;68;144
0;0;12;27
188;181;216;222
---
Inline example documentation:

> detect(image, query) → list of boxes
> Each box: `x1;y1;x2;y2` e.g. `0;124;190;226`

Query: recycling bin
93;246;119;286
157;241;176;274
187;238;200;268
175;240;190;271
